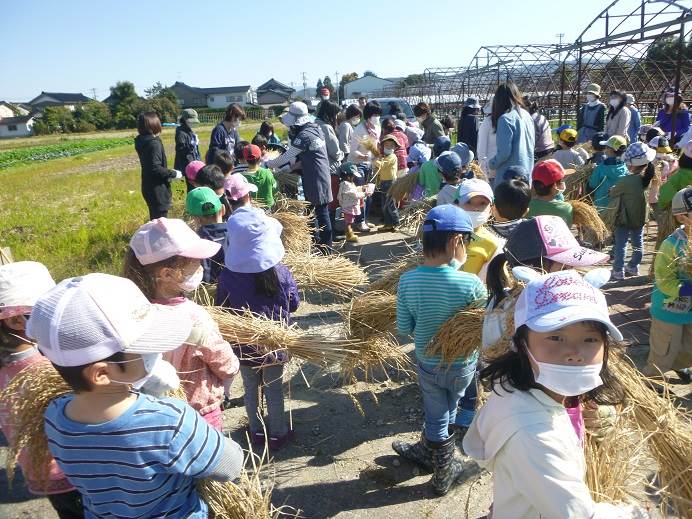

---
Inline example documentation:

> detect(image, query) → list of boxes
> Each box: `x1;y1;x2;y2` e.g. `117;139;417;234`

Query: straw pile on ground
387;172;419;202
345;290;397;339
399;196;436;235
569;199;609;245
273;193;309;214
207;307;362;368
367;253;422;294
564;163;595;201
427;305;485;364
272;211;313;255
283;252;368;296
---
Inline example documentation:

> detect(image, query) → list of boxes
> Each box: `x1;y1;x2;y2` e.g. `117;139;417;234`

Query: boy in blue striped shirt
27;273;244;519
392;204;487;496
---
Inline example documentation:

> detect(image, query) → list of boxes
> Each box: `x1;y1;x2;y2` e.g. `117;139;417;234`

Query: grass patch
0;138;135;169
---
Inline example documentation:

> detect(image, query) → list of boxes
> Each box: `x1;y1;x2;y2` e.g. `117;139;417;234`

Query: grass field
0;122;274;280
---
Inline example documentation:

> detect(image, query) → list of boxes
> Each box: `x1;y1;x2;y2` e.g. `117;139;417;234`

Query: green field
0;122;275;280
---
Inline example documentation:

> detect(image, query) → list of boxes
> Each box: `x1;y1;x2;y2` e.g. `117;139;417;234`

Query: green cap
179;108;199;124
599;135;627;151
186;187;222;216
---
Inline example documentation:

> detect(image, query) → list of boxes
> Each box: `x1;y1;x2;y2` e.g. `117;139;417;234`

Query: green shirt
243;168;277;208
418;160;442;197
527;198;574;227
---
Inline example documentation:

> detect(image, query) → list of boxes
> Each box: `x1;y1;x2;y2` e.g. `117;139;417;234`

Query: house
292;87;316;100
256;79;295;107
343;75;397;99
0;102;16;119
169;82;256;108
0;114;36;138
27;92;92;111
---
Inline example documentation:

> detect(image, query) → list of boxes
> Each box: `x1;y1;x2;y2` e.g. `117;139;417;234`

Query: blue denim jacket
488;108;535;183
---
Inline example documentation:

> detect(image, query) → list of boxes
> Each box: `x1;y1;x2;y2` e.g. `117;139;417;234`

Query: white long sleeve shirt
477;116;497;178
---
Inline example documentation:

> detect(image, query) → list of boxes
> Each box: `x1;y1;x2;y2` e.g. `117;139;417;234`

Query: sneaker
268;429;294;450
674;369;691;384
610;270;625;281
356;222;372;232
625;265;639;277
366;222;377;230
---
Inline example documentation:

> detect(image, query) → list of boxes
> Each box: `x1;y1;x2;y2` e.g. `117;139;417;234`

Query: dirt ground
1;221;690;519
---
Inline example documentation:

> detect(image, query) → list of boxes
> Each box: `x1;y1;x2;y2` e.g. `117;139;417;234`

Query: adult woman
605;90;631;138
524;96;554;160
488;82;535;186
134;112;182;220
577;83;606;144
257;120;281;145
267;102;334;248
316;101;345;238
338;104;362;157
348;101;382;231
626;94;641;144
174;108;201;192
656;89;690;144
477;96;497;180
457;97;481;154
413;101;445;145
206;103;245;163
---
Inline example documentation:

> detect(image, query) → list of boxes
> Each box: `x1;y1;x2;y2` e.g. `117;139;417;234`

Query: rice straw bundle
345;290;397;339
609;355;692;516
649;208;677;278
207;306;362;368
569;200;609;245
398;196;437;235
367;253;422;294
272;211;313;255
340;333;413;387
273;193;309;214
427;305;485;364
470;162;486;181
564;163;595;201
274;172;301;192
386;171;419;202
283;252;368;296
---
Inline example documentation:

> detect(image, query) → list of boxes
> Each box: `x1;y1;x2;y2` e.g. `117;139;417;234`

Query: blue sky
2;0;609;102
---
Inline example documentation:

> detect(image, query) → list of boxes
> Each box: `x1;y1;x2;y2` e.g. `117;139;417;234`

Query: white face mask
179;267;203;292
586;94;596;103
369;116;380;127
109;353;162;390
665;96;675;106
350;117;360;126
609;98;620;108
383;148;394;156
321;95;329;101
527;349;603;397
466;208;491;229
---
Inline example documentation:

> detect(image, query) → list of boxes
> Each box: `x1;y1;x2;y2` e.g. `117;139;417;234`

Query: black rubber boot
391;430;433;471
430;433;465;496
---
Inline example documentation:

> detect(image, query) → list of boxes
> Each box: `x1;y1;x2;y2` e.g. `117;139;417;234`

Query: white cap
130;218;221;266
0;262;55;320
27;273;192;367
514;270;623;341
280;102;312;127
457;178;494;204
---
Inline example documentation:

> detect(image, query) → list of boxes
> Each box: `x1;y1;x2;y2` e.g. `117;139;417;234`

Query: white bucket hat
0;261;55;320
225;207;285;273
280;102;312;127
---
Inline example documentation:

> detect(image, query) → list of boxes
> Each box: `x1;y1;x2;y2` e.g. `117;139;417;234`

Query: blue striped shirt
397;265;487;369
45;393;224;518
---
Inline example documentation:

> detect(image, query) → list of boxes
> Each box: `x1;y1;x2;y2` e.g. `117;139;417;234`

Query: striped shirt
45;393;224;518
397;265;487;369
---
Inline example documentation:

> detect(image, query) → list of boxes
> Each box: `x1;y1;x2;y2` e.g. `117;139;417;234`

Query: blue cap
435;151;462;175
554;124;572;134
422;204;473;233
451;142;474;166
433;136;451;157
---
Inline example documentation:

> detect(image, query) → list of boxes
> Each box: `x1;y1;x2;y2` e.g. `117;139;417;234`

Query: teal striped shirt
397;265;487;369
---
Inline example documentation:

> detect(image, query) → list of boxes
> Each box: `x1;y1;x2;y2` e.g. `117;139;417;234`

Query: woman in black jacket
174;108;201;192
134;112;182;220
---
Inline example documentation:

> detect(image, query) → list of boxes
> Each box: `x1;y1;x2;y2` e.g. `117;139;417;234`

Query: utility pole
335;71;340;104
555;33;565;62
301;72;307;96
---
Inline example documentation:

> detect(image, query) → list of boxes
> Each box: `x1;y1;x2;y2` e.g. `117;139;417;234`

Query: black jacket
197;223;227;284
174;124;200;172
135;134;176;212
458;114;479;154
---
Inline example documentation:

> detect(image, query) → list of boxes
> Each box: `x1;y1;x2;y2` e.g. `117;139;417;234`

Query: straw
272;211;313;255
283;252;369;296
564;163;595;201
569;199;609;245
345;290;397;339
340;333;413;387
387;172;420;202
367;253;422;294
273;193;309;214
398;196;437;235
427;305;485;364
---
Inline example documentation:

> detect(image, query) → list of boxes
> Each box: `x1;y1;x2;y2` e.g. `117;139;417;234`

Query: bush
270;105;286;117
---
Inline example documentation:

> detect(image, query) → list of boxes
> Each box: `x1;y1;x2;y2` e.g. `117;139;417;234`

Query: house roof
28;92;92;105
170;81;251;96
343;75;394;86
0;115;35;125
257;78;294;94
257;90;292;103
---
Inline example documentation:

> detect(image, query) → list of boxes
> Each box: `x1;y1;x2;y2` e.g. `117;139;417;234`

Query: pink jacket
0;351;74;495
155;297;240;416
391;129;410;171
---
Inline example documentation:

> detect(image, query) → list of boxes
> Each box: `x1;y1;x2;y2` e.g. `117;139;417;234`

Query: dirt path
1;223;689;518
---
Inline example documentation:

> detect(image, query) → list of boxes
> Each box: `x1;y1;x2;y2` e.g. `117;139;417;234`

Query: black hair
317;100;341;129
413;102;431;117
251;134;268;150
632;162;656;189
532;179;555;197
0;320;26;354
607;90;627;120
485;253;556;309
213;150;234;175
461;106;477;117
422;230;471;258
441;115;455;130
234;140;249;161
363;101;382;120
561;139;577;149
229;195;248;211
645;128;662;143
258;120;274;138
53;351;126;392
494;179;531;220
253;266;280;298
381;117;396;135
387;102;402;116
680;153;692;169
523;95;539;115
480;323;625;406
340;168;357;182
492;81;525;130
344;104;362;120
195;165;225;191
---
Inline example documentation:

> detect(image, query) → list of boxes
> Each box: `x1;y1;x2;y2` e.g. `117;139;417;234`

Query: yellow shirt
461;226;503;279
374;154;398;182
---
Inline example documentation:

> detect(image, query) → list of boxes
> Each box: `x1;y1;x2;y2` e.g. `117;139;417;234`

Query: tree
33;106;75;134
74;101;112;130
108;81;140;128
145;81;178;104
363;70;376;77
323;76;334;95
339;72;359;100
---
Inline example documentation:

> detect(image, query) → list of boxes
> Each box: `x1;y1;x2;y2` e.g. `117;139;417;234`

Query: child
647;136;678;215
658;141;692;211
216;205;299;450
337;162;366;243
123;218;240;429
241;144;278;209
587;132;608;165
417;136;451;197
224;173;258;213
488;178;531;239
213;150;235;177
393;204;487;496
464;270;646;518
28;273;243;518
435;151;464;206
374;134;402;231
527;159;574;227
644;187;692;383
195;164;226;196
552;128;585;169
186;187;227;284
588;135;628;211
608;142;657;280
233;140;250;176
0;262;84;519
184;160;206;188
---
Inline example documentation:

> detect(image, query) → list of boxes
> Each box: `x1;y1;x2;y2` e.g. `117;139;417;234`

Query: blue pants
455;372;478;427
379;180;400;226
239;364;287;437
613;226;644;273
417;361;476;442
312;203;333;247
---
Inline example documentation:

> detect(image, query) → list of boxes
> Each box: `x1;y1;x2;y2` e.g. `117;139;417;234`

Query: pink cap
536;215;609;267
224;173;258;201
129;218;221;265
185;160;206;181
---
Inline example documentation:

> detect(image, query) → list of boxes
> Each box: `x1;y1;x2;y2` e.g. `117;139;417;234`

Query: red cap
242;144;262;161
532;159;565;186
320;87;330;96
